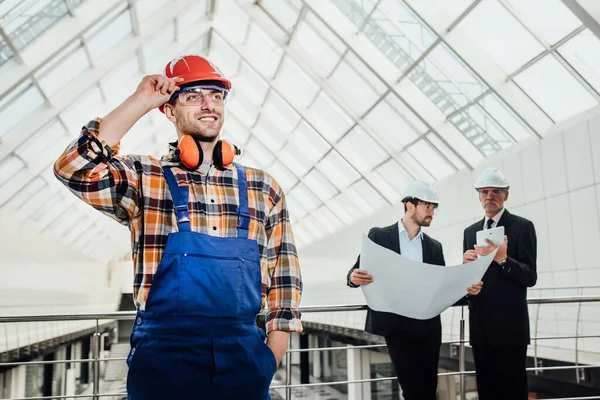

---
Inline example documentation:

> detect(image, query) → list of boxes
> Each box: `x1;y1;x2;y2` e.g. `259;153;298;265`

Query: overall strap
162;167;191;232
234;163;250;239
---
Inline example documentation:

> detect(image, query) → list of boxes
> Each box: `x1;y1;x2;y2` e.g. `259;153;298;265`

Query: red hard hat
159;55;232;112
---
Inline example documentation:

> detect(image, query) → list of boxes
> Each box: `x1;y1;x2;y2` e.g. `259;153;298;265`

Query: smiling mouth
198;116;217;122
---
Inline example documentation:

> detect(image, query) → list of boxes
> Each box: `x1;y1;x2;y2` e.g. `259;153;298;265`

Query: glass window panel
346;179;386;214
504;0;581;45
142;23;175;66
289;183;321;212
269;160;299;192
29;192;63;222
303;169;338;202
514;55;598;122
395;151;434;182
559;29;600;95
330;0;377;28
307;92;354;142
49;212;80;237
299;215;326;240
328;191;365;224
223;116;251;146
363;100;419;152
177;0;207;31
100;55;141;94
276;56;320;108
478;93;533;141
86;10;132;61
257;0;301;32
37;42;91;97
292;224;312;246
243;23;285;78
385;93;428;134
292;18;341;76
244;137;275;167
312;205;344;233
0;156;25;187
227;90;260;128
316;150;361;190
286;189;309;220
290;121;331;164
450;106;511;155
427;43;488;100
304;12;346;54
427;0;475;26
329;59;380;115
426;133;466;170
344;52;387;95
15;119;68;160
211;34;242;75
261;91;301;133
216;0;250;44
458;0;545;73
0;81;46;139
278;144;312;177
252;114;290;152
373;0;437;60
409;49;475;114
406;140;454;180
368;159;411;203
135;0;169;22
60;86;104;130
6;177;47;210
336;125;388;174
236;62;270;108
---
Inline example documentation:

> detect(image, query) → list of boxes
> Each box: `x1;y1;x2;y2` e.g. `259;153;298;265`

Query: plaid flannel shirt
54;119;302;333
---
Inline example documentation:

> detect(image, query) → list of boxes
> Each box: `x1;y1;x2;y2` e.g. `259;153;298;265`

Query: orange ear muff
213;140;241;167
177;135;202;169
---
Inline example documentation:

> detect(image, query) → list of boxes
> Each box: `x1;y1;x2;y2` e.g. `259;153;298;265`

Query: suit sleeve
346;229;377;288
501;221;537;287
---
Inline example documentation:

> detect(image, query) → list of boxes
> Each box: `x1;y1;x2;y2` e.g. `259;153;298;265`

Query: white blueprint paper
360;234;496;320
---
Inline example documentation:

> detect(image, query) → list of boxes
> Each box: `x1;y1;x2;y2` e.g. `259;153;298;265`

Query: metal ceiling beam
0;1;210;164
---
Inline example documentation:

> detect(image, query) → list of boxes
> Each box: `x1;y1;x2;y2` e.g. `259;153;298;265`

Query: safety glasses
173;85;229;106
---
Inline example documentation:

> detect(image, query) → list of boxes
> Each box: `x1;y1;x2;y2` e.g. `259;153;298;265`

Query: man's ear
163;103;177;122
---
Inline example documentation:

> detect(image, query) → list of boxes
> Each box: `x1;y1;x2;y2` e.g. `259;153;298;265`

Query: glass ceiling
0;0;598;261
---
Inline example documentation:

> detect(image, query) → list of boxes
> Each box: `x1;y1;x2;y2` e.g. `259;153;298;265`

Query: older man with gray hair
463;167;537;400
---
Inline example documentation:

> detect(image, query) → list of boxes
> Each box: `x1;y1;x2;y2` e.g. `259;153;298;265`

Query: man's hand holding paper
360;234;496;320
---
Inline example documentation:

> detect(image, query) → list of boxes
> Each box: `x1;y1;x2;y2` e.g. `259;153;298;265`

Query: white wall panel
541;133;568;197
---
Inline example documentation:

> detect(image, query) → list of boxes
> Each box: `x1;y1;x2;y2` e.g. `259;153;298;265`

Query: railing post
92;319;101;400
286;334;292;400
459;306;466;400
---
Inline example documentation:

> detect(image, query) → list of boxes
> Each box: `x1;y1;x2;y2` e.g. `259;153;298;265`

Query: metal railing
0;295;599;399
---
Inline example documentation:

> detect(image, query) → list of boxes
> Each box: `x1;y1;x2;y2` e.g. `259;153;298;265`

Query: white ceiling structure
1;0;599;263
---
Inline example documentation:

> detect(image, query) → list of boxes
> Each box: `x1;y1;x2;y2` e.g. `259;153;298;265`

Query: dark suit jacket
346;223;446;338
463;210;537;347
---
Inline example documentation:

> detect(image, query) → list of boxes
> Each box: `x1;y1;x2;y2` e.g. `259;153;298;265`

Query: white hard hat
474;167;509;189
401;181;440;204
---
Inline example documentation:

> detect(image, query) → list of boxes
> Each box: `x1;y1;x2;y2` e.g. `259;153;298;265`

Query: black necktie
487;219;494;229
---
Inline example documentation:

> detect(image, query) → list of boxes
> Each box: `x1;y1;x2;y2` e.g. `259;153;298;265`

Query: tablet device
476;226;505;248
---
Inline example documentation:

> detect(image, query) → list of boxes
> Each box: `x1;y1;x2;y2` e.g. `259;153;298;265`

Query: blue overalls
126;164;276;400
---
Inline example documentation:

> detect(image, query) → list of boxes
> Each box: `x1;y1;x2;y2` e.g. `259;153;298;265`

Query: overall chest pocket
179;255;246;317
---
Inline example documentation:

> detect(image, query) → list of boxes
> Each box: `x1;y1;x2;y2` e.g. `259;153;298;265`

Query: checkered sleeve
264;183;303;333
53;119;140;225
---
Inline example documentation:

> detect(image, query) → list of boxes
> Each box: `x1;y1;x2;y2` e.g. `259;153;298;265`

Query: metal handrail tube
5;393;127;400
4;328;596;366
1;294;599;323
271;363;600;390
0;356;127;368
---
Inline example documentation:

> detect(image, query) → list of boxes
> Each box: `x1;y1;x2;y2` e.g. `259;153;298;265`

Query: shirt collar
485;208;506;226
398;220;423;239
